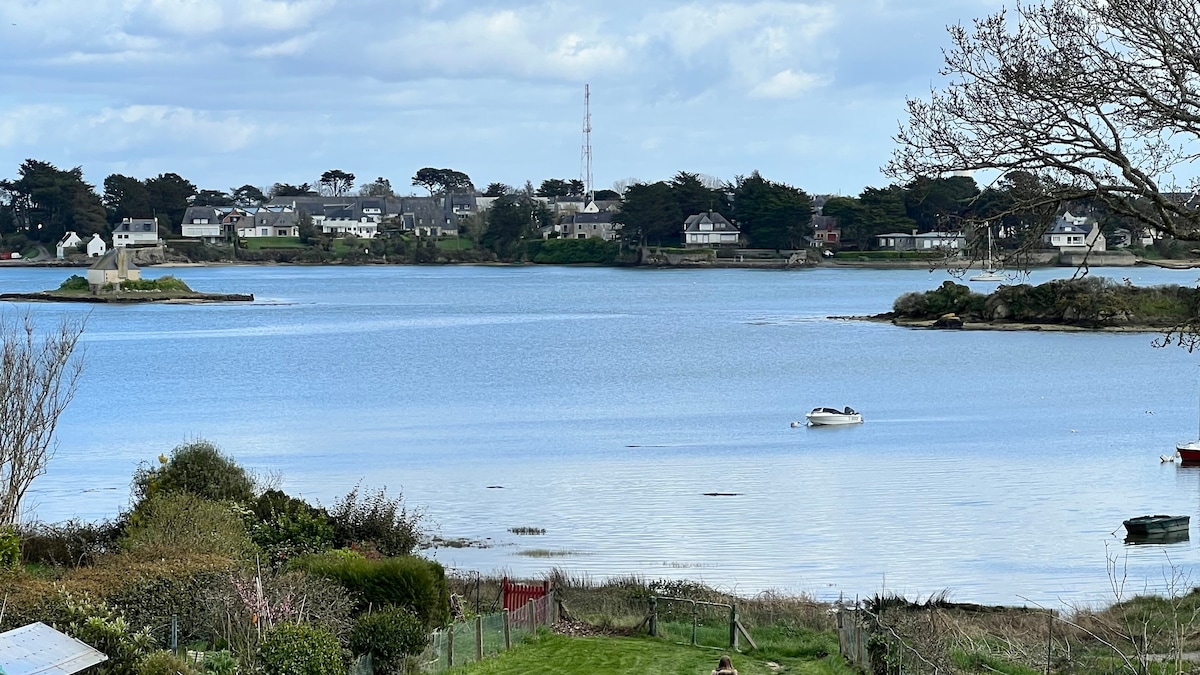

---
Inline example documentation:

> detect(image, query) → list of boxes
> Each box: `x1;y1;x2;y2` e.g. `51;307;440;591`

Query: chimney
117;248;128;278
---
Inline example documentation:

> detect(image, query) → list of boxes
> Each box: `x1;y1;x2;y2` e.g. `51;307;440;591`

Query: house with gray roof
1043;211;1106;251
86;247;139;290
683;211;740;248
112;217;159;248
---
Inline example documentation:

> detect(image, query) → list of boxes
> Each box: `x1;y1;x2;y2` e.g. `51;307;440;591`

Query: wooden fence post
475;615;483;661
527;598;536;633
504;610;512;650
730;604;738;650
447;625;454;668
649;597;657;637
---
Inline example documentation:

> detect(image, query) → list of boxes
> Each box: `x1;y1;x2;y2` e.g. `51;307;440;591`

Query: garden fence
647;596;755;652
414;590;557;673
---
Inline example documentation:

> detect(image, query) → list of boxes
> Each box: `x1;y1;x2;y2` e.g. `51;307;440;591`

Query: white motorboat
805;406;863;426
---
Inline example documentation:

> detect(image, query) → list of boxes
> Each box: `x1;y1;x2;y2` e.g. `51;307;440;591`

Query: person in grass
711;655;738;675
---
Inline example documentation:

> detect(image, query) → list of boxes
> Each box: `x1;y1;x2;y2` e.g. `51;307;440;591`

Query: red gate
502;578;550;611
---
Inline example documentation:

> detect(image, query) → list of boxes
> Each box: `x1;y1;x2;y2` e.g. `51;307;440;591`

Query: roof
876;232;916;238
682;211;738;232
915;231;964;238
1046;221;1088;234
0;623;108;675
87;249;139;272
572;212;613;224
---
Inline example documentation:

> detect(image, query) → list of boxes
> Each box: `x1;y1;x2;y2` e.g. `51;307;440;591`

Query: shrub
119;276;192;292
288;554;449;627
58;274;90;291
531;238;620;264
258;622;344;675
350;608;427;674
121;493;254;560
55;591;158;675
199;650;238;675
139;650;197;675
18;518;122;567
0;527;18;570
249;490;335;565
133;440;256;505
328;486;422;558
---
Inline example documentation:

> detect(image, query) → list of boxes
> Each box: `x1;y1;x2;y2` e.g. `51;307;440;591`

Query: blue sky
0;0;1004;197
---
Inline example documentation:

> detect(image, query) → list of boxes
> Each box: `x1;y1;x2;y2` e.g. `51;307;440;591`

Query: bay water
4;263;1200;608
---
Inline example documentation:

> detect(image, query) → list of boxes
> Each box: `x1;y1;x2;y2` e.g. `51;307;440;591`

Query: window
260;228;269;236
143;223;153;231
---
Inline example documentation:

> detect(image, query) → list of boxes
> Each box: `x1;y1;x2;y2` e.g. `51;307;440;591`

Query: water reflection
1125;530;1190;546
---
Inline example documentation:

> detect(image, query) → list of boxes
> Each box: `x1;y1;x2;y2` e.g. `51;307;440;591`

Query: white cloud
750;69;825;99
0;105;67;147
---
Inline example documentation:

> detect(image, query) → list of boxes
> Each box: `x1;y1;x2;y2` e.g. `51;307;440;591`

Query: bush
139;650;197;675
350;608;427;674
258;622;344;675
288;554;449;627
121;493;254;560
133;440;256;505
55;591;159;675
58;274;90;291
119;276;192;292
327;486;421;558
18;518;122;567
0;527;18;570
249;490;336;565
199;650;238;675
530;238;620;264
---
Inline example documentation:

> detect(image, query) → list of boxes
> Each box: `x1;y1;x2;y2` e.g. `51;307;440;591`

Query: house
876;232;917;251
181;206;224;243
914;231;966;251
811;215;840;247
112;217;159;247
0;622;108;675
182;205;299;243
683;211;740;248
85;247;140;290
86;234;107;258
564;212;617;240
1043;211;1106;251
56;232;83;259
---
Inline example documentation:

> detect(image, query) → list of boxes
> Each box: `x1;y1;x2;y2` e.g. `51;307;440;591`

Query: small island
858;277;1198;332
0;248;253;304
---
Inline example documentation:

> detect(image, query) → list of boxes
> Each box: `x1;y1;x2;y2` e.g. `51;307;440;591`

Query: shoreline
0;290;254;304
832;313;1169;333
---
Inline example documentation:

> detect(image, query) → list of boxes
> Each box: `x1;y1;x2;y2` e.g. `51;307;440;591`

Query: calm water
3;263;1200;608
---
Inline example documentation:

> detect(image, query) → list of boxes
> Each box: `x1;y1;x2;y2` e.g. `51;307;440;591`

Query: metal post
171;614;178;652
649;597;657;637
504;610;511;650
447;624;454;668
691;600;698;647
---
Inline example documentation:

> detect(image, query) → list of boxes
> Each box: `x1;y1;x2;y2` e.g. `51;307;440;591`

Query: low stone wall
1058;250;1138;267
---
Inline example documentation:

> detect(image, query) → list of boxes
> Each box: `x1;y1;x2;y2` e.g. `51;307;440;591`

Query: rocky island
0;248;253;304
857;277;1198;332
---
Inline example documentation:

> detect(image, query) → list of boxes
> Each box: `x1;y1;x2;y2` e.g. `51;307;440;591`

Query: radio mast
581;84;593;205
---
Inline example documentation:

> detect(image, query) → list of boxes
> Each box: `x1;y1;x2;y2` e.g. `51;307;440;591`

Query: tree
132;439;255;506
536;179;570;197
319;169;355;197
613;181;683;247
412;168;473;197
102;174;152;224
889;0;1200;245
3;160;106;243
482;194;534;255
232;184;266;206
0;314;85;526
733;171;813;249
144;173;196;234
359;177;393;197
670;171;728;218
190;189;234;207
269;183;317;198
902;176;980;232
483;182;511;197
297;209;317;243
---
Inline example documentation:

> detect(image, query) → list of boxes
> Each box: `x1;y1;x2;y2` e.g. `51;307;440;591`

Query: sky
0;0;1007;198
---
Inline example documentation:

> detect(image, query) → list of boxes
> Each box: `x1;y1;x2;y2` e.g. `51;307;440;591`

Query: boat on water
1178;366;1200;462
1122;514;1190;536
969;226;1005;283
805;406;863;426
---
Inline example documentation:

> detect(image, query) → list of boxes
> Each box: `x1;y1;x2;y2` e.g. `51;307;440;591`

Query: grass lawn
449;633;855;675
240;236;306;250
436;237;476;251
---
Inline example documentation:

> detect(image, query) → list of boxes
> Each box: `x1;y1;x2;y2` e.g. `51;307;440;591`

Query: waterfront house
86;234;107;258
563;202;619;240
876;232;917;251
86;247;139;290
683;211;740;248
56;231;82;259
112;217;159;247
915;231;966;251
810;215;840;248
1043;212;1105;251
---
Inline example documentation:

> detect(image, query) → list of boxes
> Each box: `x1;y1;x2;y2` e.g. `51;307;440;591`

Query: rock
934;313;964;329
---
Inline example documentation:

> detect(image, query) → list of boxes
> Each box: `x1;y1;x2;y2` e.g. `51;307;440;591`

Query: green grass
239;236;306;250
449;633;855;675
436;237;476;251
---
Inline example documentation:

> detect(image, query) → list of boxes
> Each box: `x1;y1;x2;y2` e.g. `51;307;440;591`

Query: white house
85;247;140;290
683;211;740;248
56;231;83;259
112;217;159;247
86;234;107;258
914;231;966;251
1043;211;1106;251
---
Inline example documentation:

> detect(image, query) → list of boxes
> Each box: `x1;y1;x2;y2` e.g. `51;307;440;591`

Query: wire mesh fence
649;597;736;650
413;591;557;674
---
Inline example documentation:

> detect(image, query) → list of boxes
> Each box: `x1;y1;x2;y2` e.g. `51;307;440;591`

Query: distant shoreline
832;313;1167;333
0;290;254;304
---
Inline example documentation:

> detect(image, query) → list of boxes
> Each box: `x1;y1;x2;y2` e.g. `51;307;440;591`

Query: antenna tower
581;84;593;204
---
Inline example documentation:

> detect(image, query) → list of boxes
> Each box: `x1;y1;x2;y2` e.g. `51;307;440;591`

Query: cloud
750;69;826;99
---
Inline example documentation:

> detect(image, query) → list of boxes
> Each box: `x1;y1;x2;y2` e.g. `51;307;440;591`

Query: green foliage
529;238;619;264
258;622;345;675
893;281;985;317
58;274;90;291
288;554;449;627
199;650;238;675
55;591;158;675
350;608;428;673
0;527;18;569
733;171;812;249
133;440;255;505
18;518;121;567
121;493;254;560
249;490;335;565
119;276;192;292
327;485;421;558
138;650;197;675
